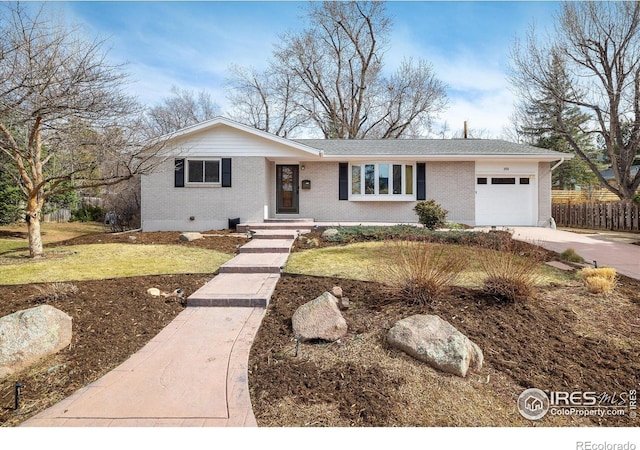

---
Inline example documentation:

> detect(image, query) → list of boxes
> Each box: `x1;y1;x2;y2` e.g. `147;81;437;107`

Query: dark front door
276;165;299;214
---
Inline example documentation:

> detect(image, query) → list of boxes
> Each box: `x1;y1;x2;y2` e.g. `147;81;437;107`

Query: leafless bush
379;240;466;305
32;282;78;302
478;236;544;302
102;176;141;232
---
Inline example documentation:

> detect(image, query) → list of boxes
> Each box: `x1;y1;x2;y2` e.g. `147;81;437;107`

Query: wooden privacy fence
551;189;620;203
552;201;640;232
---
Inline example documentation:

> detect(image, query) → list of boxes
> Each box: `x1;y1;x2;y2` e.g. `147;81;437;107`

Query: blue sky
54;1;561;138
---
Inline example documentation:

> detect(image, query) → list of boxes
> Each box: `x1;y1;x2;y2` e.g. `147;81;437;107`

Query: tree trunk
26;205;44;258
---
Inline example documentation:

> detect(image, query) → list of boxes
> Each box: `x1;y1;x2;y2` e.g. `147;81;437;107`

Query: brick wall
294;161;476;224
141;157;268;231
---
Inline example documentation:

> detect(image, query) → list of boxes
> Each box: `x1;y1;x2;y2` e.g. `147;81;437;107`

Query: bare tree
227;1;447;139
226;64;309;137
147;85;220;135
510;1;640;201
0;3;166;257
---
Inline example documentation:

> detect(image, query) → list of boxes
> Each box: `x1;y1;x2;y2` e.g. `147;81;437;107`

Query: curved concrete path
511;227;640;280
21;224;307;427
22;307;265;427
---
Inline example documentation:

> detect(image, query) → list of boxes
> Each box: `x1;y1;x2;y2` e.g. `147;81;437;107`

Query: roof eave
320;153;573;161
159;117;321;157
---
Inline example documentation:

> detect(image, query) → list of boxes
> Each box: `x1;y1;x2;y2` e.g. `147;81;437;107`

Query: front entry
276;165;299;214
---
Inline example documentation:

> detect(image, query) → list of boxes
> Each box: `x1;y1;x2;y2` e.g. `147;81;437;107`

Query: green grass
0;222;105;254
0;243;231;285
286;241;572;287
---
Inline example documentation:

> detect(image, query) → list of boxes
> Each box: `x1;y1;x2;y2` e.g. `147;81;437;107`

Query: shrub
71;204;104;222
380;240;465;305
414;200;448;230
559;248;585;263
479;237;543;302
580;267;617;294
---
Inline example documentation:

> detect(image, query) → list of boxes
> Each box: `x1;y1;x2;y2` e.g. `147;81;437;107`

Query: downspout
547;157;565;229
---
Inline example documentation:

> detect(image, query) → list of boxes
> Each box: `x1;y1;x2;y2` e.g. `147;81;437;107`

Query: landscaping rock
179;232;203;242
387;314;483;378
0;305;72;379
321;228;339;240
339;297;350;310
292;292;347;342
331;286;343;298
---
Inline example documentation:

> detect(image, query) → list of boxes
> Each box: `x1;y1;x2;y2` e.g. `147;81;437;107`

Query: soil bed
0;273;211;427
249;274;640;427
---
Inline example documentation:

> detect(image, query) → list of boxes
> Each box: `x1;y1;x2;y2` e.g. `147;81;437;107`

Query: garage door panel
476;176;535;226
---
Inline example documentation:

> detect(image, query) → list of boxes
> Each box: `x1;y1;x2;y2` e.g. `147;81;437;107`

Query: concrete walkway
22;224;310;427
510;227;640;280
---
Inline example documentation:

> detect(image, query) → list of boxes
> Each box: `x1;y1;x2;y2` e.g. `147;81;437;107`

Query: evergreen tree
514;54;599;190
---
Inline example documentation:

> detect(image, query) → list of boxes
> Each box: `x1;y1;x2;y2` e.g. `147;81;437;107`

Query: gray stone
0;305;73;379
292;292;347;342
338;297;350;310
331;286;343;298
179;232;204;242
387;314;483;378
321;228;340;240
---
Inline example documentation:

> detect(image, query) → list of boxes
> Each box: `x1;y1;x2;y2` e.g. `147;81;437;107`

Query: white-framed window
187;159;221;184
350;163;415;200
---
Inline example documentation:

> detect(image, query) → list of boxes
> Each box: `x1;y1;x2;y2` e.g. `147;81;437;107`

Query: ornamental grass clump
580;267;617;295
380;240;465;305
479;234;544;302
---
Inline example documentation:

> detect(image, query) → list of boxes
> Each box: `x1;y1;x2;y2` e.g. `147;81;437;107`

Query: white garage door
475;176;536;226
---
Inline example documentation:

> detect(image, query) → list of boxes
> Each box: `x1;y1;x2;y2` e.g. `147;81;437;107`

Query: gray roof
294;138;567;157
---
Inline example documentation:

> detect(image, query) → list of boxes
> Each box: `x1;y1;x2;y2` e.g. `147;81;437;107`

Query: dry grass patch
580;267;617;295
0;244;230;284
286;241;566;291
0;222;105;254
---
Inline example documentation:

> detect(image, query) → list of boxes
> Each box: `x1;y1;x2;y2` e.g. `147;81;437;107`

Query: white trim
348;162;417;201
325;154;571;162
185;157;221;186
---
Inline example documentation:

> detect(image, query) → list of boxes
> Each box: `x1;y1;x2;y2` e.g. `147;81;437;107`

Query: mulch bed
0;273;212;427
249;274;640;427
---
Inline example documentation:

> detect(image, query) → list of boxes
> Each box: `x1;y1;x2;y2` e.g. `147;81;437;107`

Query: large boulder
179;232;203;242
387;314;483;378
292;292;347;342
321;228;339;240
0;305;73;379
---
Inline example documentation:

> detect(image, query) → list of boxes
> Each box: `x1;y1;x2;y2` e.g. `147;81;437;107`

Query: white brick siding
141;157;268;231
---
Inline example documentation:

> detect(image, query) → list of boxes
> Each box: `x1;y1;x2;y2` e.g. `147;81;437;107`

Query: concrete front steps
187;222;313;307
237;218;315;233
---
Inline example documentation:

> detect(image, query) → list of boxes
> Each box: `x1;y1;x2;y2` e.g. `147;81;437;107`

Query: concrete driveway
510;227;640;280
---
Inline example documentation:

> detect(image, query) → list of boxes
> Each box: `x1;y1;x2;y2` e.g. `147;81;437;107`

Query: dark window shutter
416;163;426;200
174;159;185;188
339;163;349;200
222;158;232;187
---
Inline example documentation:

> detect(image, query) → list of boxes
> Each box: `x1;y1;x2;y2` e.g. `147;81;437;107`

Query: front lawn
0;243;231;284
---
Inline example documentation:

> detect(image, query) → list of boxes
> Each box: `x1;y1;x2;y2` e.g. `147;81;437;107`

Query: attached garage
475;162;538;226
